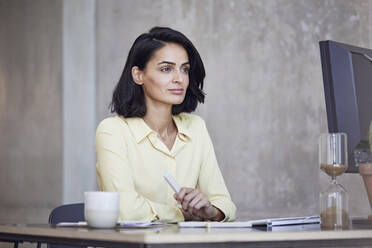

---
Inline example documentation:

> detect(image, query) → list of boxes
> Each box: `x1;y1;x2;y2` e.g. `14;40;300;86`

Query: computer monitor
319;40;372;173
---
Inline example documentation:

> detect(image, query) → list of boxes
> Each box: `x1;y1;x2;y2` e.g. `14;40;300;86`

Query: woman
96;27;236;222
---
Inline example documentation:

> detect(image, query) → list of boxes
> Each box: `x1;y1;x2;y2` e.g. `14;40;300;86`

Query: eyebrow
157;61;190;66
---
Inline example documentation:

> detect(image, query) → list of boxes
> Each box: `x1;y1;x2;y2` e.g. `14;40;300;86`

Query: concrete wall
62;0;96;205
0;0;97;227
0;0;371;228
96;0;372;219
0;0;63;223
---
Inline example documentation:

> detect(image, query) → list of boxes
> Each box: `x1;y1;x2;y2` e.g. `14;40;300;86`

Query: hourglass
319;133;349;229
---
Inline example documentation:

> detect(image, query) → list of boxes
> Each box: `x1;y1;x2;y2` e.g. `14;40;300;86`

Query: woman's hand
174;187;225;221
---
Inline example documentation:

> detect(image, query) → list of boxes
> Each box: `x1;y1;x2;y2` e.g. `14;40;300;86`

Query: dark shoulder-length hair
110;27;205;117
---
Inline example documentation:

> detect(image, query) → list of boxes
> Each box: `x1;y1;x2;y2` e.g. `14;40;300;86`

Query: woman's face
133;42;190;109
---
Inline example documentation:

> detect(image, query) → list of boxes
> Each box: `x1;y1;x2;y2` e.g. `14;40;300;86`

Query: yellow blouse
95;113;236;222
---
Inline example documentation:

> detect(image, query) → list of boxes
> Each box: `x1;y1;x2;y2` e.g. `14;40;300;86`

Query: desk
1;223;372;248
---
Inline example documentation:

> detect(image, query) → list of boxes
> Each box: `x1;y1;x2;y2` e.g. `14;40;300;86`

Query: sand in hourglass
320;206;349;229
320;164;347;178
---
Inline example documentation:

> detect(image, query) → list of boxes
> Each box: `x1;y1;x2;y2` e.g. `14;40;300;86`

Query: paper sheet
56;221;165;228
56;222;87;227
178;221;254;228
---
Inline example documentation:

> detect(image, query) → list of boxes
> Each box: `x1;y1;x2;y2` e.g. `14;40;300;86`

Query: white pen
163;172;181;194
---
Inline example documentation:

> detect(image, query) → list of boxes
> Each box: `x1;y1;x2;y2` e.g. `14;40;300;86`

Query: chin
170;101;185;106
168;95;186;105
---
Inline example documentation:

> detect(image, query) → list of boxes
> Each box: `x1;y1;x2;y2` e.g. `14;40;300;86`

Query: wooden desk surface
1;222;372;248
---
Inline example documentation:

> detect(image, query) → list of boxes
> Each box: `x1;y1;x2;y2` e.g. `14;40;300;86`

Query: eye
181;67;190;74
160;67;172;72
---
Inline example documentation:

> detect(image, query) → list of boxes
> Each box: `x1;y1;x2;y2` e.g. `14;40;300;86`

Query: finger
189;193;204;209
182;189;199;211
181;209;192;221
195;198;210;210
177;187;192;202
189;200;209;220
175;188;184;202
183;188;200;204
184;207;195;220
181;198;189;211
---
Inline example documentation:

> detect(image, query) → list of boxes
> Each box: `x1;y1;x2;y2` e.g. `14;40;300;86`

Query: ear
131;66;144;85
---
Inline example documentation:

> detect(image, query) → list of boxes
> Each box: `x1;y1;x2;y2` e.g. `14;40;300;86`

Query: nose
173;69;184;83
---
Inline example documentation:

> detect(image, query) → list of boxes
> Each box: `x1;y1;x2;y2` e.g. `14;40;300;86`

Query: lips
168;89;184;95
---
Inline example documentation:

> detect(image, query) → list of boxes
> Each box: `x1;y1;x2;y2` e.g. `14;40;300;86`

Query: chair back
49;203;85;224
48;203;85;248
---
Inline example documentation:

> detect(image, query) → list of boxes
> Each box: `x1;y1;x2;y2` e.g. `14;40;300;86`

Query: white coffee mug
84;191;119;228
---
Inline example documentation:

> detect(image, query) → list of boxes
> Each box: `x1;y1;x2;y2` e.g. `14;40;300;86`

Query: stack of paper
178;216;320;228
264;216;320;227
118;221;165;227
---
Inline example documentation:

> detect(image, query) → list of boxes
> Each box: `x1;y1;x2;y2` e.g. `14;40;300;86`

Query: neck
143;101;175;137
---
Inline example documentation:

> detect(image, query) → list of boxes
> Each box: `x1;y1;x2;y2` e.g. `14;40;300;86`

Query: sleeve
95;119;184;222
197;120;237;222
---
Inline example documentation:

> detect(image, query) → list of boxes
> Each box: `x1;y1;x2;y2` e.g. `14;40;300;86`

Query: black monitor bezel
319;40;372;173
